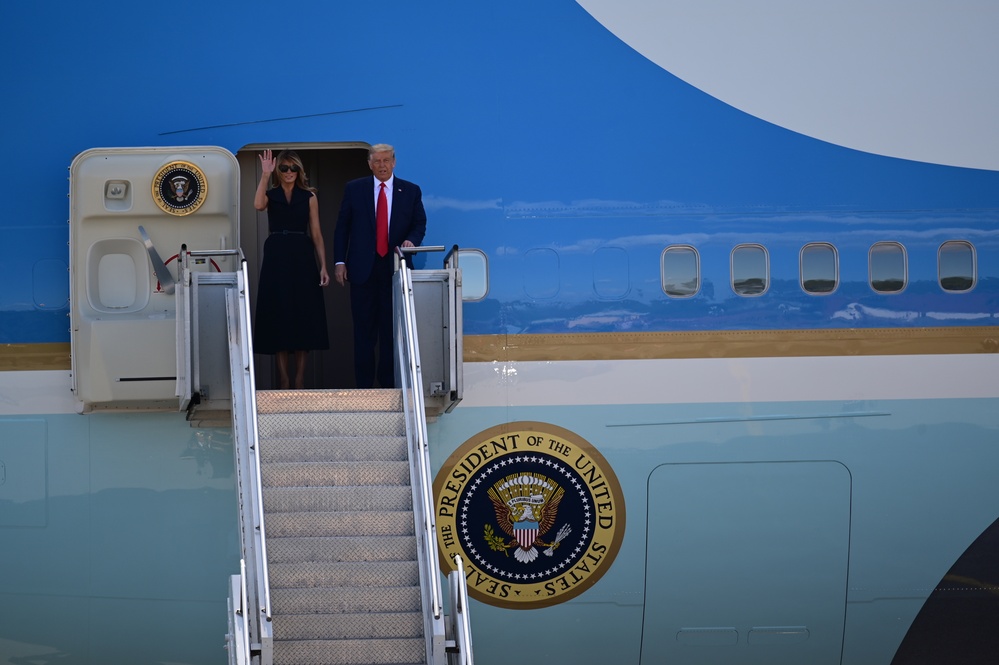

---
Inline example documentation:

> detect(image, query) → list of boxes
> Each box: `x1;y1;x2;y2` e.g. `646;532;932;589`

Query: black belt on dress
270;230;305;235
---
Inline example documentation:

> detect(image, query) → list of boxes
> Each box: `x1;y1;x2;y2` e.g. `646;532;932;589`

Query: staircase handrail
238;558;250;661
394;248;444;622
448;554;474;665
204;251;271;664
236;257;273;625
395;247;474;665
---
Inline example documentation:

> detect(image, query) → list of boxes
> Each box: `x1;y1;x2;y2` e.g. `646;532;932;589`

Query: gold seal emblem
152;160;207;215
433;422;625;609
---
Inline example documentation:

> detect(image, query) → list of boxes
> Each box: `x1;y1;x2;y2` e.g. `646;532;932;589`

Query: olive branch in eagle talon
483;524;509;555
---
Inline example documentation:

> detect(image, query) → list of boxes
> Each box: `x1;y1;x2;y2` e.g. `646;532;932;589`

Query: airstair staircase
257;388;425;664
212;246;471;665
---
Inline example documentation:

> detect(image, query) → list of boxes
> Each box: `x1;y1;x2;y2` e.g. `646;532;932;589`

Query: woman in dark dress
253;149;330;389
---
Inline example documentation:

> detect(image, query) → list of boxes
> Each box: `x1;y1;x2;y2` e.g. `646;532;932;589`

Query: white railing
227;560;250;665
394;249;444;628
183;250;270;665
228;257;273;664
447;554;474;665
394;247;473;665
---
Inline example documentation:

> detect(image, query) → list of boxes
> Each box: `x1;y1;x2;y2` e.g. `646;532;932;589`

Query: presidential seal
434;422;625;609
152;160;207;215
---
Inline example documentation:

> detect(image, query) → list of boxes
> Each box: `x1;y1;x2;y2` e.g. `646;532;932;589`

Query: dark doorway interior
237;144;371;389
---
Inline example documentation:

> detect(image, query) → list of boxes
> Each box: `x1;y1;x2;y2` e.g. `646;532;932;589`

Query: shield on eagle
488;473;565;563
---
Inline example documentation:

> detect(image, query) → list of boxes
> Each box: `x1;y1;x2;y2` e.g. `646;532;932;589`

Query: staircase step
259;411;406;438
267;536;417;564
260;436;408;463
272;637;425;665
265;511;415;538
262;461;411;488
273;611;423;641
271;586;422;614
269;560;420;589
264;486;413;513
257;388;402;414
252;388;429;663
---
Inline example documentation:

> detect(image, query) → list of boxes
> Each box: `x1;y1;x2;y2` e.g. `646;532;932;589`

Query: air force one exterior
2;2;998;664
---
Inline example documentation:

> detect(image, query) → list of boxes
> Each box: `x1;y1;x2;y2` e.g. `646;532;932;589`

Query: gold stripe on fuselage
464;327;999;362
2;328;997;372
0;343;71;371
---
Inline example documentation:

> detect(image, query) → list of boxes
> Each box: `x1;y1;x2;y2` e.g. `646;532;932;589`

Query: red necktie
376;182;388;257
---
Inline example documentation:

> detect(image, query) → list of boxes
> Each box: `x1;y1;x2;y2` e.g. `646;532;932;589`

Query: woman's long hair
270;150;316;192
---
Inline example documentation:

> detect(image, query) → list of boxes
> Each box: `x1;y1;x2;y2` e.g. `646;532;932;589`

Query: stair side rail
178;249;257;665
227;256;273;665
447;554;474;665
183;249;272;665
394;246;473;665
227;559;250;665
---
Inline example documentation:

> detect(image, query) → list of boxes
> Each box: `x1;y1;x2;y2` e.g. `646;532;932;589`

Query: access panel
642;461;850;665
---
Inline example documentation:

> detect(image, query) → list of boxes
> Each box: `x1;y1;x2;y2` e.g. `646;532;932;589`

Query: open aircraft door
69;147;239;412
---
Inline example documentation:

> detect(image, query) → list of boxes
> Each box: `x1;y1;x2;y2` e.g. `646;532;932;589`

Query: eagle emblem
151;161;207;216
486;473;571;563
168;174;192;203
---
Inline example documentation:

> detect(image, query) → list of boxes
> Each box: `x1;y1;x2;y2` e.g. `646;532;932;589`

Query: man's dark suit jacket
333;175;427;284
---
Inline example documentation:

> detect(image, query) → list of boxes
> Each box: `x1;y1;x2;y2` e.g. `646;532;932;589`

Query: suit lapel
389;179;406;230
365;176;378;232
389;178;409;247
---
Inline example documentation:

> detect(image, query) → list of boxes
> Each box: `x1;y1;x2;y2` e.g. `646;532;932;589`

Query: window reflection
939;241;975;292
869;242;906;293
800;243;838;294
732;244;768;296
662;245;699;297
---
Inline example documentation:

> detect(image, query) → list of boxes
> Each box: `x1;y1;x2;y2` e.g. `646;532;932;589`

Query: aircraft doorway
237;143;371;390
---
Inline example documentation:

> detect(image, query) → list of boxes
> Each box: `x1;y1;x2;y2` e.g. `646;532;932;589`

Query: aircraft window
593;246;630;299
458;249;488;301
800;243;838;294
524;248;560;299
938;240;976;292
661;245;699;297
869;242;907;293
731;244;769;296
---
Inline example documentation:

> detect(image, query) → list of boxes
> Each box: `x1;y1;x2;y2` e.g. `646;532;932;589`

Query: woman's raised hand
259;149;276;175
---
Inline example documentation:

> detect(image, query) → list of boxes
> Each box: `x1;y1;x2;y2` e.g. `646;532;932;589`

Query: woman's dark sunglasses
278;164;300;173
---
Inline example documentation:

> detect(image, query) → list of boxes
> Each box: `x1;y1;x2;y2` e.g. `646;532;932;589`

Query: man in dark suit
333;144;427;388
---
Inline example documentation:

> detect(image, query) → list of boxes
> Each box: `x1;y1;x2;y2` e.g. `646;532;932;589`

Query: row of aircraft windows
455;241;977;301
662;240;976;298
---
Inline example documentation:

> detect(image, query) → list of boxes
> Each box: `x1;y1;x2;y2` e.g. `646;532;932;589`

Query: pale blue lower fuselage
5;353;998;663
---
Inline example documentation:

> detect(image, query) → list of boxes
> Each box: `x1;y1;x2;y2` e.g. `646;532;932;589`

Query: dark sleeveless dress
253;187;329;354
